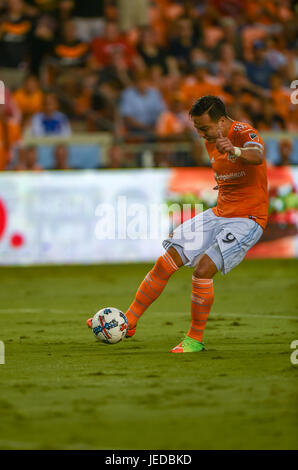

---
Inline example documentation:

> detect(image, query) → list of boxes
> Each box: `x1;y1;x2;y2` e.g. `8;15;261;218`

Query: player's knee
194;254;217;279
167;246;184;268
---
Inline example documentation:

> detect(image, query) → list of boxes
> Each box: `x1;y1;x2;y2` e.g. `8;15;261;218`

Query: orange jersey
13;89;43;117
205;121;269;230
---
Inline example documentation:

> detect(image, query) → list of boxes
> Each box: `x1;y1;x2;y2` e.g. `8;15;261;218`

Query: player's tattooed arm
216;132;264;165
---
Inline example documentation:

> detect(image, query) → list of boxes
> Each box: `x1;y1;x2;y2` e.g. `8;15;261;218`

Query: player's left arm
216;130;264;165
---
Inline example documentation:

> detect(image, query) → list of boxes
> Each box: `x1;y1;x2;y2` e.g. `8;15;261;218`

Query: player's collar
227;120;236;139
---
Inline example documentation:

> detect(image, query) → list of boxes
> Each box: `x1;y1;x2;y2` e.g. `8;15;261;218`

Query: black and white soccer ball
91;307;128;344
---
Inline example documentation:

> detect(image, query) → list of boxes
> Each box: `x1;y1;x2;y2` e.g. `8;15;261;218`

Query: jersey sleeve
236;127;264;153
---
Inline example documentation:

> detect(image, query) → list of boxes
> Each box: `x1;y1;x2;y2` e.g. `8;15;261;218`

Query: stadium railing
23;131;298;168
23;132;113;169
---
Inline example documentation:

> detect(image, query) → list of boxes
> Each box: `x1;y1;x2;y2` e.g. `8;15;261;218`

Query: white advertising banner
0;170;170;265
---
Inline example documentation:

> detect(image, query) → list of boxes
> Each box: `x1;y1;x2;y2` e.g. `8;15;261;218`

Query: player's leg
125;246;184;335
86;246;184;331
171;217;264;353
125;209;218;337
171;253;218;353
188;252;218;340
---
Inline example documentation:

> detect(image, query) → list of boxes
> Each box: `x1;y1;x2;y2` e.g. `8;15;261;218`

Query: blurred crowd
0;0;298;170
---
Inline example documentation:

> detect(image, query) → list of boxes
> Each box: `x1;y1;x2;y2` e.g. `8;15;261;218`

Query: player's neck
222;117;235;137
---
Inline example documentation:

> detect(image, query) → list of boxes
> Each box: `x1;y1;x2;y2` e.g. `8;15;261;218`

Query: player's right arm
216;130;264;165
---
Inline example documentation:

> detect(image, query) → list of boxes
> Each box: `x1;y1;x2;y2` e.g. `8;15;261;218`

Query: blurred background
0;0;297;264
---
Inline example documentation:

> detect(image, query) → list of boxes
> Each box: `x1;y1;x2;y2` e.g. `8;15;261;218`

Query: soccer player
88;95;269;353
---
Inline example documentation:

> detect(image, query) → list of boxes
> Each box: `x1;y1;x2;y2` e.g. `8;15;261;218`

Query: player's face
192;113;221;142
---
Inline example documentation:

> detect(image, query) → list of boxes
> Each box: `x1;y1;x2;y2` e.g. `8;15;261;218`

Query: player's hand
216;130;235;154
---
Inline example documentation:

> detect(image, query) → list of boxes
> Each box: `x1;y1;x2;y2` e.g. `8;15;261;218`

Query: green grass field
0;259;297;450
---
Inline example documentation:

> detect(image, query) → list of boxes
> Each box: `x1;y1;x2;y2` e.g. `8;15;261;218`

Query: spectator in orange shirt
0;104;22;170
179;61;226;109
156;93;190;139
156;93;205;166
13;74;43;127
270;74;291;122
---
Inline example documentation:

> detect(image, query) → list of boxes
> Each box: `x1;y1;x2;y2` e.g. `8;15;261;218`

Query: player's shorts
162;208;263;275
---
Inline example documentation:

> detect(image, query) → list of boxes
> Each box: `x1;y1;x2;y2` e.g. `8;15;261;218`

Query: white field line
0;308;297;320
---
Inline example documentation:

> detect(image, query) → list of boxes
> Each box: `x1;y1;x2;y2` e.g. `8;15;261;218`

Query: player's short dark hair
189;95;227;122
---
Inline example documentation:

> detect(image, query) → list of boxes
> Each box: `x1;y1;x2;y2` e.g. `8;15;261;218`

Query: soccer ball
91;307;128;344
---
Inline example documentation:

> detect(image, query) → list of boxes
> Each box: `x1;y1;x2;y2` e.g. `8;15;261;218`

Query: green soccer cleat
170;336;205;353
